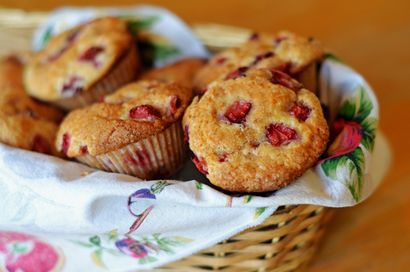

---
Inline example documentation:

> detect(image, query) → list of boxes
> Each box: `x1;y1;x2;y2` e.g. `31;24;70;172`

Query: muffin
193;31;323;94
56;80;192;179
139;58;206;89
0;55;64;156
24;17;139;110
183;69;329;192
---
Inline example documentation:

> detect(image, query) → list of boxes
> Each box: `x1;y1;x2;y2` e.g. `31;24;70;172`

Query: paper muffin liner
76;121;186;179
53;45;139;110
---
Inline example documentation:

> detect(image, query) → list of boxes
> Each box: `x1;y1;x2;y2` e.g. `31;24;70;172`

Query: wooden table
1;1;409;271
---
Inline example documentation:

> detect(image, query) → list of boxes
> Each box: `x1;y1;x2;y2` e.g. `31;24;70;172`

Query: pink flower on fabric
0;231;62;272
115;238;150;259
325;118;363;160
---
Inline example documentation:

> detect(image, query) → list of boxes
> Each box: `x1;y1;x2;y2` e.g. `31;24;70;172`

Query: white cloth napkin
0;6;391;271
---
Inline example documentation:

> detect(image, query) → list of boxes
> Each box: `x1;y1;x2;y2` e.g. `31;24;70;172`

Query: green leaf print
11;242;31;254
126;16;159;35
151;180;170;194
173;236;193;244
70;240;94;248
321;156;349;178
105;229;119;241
138;40;180;67
338;99;356;120
345;147;365;201
42;26;53;46
153;43;180;60
254;207;267;219
89;235;101;246
71;233;124;267
138;255;158;264
339;86;374;123
324;53;343;63
321;82;377;202
243;195;253;204
195;181;203;190
322;148;365;202
361;117;377;151
355;86;373;123
91;249;106;268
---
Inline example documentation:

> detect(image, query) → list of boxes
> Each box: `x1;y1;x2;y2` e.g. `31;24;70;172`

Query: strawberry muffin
183;69;329;192
24;16;139;110
56;80;192;179
0;55;63;156
193;31;323;94
139;58;205;90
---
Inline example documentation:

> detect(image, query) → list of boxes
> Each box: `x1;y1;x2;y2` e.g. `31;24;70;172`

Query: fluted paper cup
77;121;186;179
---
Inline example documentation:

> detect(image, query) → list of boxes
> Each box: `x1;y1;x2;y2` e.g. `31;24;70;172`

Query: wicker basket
0;9;332;272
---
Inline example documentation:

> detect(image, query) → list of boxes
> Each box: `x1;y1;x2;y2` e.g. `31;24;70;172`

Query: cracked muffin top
183;69;329;192
25;17;134;101
193;31;323;93
0;55;64;156
56;80;192;157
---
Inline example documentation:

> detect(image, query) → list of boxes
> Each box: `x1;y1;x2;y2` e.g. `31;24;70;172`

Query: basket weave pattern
159;205;332;272
0;9;332;272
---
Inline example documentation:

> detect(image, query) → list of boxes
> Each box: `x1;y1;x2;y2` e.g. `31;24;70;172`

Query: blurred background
0;0;409;271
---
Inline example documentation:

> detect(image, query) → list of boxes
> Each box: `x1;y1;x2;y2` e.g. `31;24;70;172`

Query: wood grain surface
0;1;409;271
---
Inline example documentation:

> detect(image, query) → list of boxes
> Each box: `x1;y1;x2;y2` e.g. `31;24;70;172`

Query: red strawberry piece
79;145;88;155
78;46;105;67
215;57;227;65
45;29;80;62
274;36;288;45
61;75;84;96
270;70;302;92
31;135;51;154
275;62;292;74
266;123;298;146
129;105;161;120
198;86;208;94
289;102;311;121
98;95;106;103
263;51;275;58
184;125;189;143
61;133;70;155
225;66;249;80
218;152;228;162
24;108;38;119
249;141;260;148
192;155;208;175
169;95;181;115
224;100;252;124
66;29;80;43
46;48;67;62
252;51;275;65
249;32;259;41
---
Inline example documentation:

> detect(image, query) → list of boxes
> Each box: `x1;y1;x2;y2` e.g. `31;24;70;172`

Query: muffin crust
184;69;329;192
25;17;135;101
56;80;192;157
